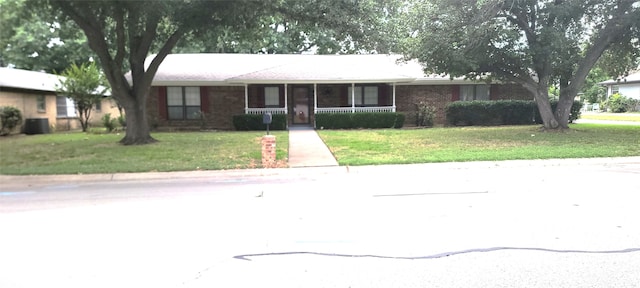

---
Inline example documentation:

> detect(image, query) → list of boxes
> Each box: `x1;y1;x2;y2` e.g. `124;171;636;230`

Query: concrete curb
2;156;639;190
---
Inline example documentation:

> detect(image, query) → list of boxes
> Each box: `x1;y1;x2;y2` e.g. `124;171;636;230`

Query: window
36;95;46;112
57;97;76;117
167;86;201;120
95;99;102;112
612;85;619;95
348;85;379;106
264;87;280;107
56;96;67;117
460;85;490;101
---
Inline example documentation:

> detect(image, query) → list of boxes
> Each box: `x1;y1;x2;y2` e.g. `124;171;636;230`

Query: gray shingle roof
599;71;640;85
0;67;62;92
150;53;471;85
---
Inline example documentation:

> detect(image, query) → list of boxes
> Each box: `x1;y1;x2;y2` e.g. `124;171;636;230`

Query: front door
292;87;310;124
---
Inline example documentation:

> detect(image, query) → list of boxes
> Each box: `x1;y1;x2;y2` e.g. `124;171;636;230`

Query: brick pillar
261;135;277;168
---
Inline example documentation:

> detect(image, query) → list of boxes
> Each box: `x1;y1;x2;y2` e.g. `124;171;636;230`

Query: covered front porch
243;82;398;126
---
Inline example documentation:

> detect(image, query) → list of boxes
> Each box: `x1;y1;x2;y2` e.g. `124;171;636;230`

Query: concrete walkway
288;126;338;168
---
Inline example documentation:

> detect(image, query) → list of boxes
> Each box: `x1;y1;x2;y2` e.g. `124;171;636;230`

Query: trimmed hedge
316;112;405;129
233;114;287;131
446;100;583;126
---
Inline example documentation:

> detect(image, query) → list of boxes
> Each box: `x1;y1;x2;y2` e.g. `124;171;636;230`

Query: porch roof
149;53;481;86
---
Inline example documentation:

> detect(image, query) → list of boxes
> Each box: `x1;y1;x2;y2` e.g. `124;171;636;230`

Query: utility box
23;118;50;135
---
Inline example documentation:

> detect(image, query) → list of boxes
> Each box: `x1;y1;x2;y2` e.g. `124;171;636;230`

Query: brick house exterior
144;54;533;130
0;67;119;133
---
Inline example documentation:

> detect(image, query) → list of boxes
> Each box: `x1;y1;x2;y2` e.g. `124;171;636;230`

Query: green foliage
57;62;108;132
0;0;94;72
605;93;639;113
581;66;610;104
403;0;639;129
101;113;117;132
414;102;436;127
0;106;23;136
117;114;126;127
445;100;583;126
233;114;287;131
446;101;536;126
315;113;405;129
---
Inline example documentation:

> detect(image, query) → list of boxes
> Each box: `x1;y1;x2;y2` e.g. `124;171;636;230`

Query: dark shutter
258;85;265;107
379;84;390;106
279;84;285;107
158;86;167;120
451;85;460;101
490;85;499;100
341;85;348;106
200;86;210;113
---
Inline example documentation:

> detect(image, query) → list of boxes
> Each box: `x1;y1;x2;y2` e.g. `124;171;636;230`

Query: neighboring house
0;67;119;133
144;53;531;130
599;71;640;100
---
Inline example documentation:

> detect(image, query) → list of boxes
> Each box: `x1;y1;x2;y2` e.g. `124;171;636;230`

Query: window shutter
379;84;389;106
258;85;265;107
158;86;167;120
451;85;460;101
341;85;348;106
279;85;285;107
200;86;210;113
490;85;498;100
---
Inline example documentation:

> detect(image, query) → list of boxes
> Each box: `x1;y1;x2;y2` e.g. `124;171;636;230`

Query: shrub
101;113;117;132
446;100;582;126
446;100;535;126
414;102;436;127
604;93;638;113
233;114;287;131
0;106;23;136
117;114;126;128
315;112;405;129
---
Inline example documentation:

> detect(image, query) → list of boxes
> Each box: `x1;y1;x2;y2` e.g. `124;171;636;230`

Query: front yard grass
318;124;640;166
580;112;640;122
0;131;288;175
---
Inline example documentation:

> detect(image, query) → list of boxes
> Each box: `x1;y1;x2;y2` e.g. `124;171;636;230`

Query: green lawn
0;131;288;175
318;124;640;166
580;112;640;122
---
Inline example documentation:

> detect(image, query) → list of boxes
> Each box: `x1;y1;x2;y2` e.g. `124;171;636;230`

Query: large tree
403;0;640;130
43;0;392;145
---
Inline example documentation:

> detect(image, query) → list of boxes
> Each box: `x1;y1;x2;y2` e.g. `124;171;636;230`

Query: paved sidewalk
288;126;338;168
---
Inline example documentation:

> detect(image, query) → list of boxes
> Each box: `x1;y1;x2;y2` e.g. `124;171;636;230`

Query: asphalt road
1;158;640;288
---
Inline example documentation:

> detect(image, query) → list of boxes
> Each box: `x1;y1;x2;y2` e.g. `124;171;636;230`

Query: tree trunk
526;84;561;130
119;97;156;145
555;95;575;128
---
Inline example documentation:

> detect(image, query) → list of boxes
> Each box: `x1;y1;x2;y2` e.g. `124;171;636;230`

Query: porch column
392;83;396;112
244;84;248;114
284;83;288;114
313;83;318;113
351;83;355;113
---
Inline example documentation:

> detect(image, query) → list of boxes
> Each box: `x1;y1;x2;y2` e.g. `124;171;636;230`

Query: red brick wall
395;85;453;126
396;83;532;126
147;86;244;130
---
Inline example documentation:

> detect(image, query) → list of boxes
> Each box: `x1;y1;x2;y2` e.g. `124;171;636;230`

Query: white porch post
313;83;318;113
351;83;355;113
392;83;396;112
244;84;248;114
284;83;288;113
